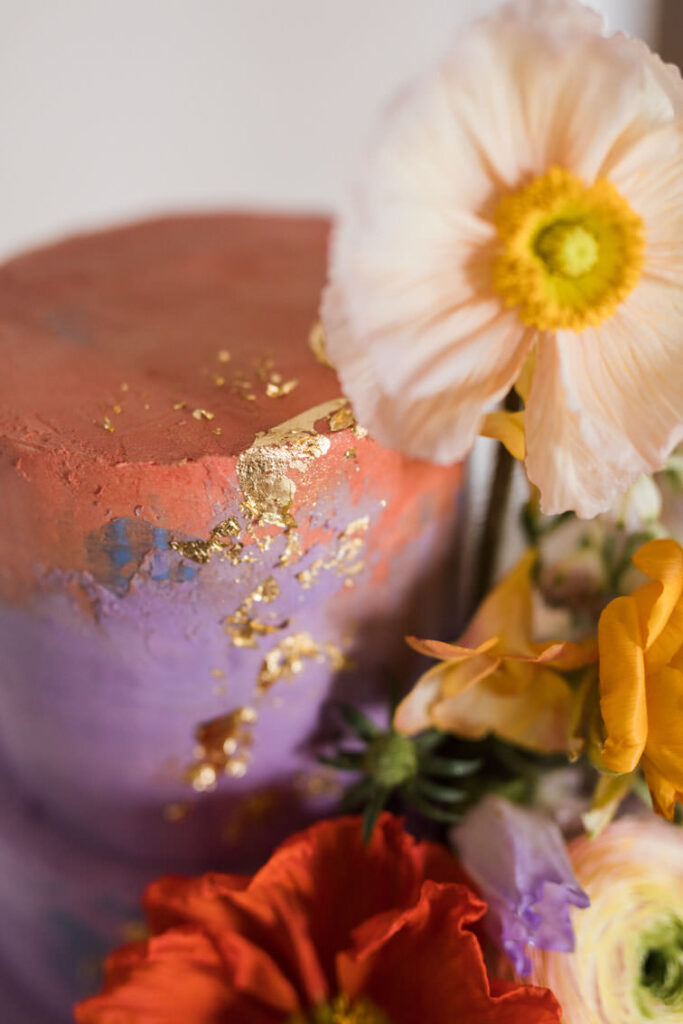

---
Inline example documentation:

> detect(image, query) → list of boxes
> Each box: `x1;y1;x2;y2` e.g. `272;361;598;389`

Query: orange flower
75;815;561;1023
395;552;597;754
599;538;683;818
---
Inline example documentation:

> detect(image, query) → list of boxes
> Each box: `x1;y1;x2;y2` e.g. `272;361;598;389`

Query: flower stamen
493;167;644;331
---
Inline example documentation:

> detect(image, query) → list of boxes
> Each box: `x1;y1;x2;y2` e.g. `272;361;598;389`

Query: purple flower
453;795;590;976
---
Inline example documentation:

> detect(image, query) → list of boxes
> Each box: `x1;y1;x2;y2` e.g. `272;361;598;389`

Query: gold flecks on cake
112;404;123;415
186;706;259;790
163;802;191;823
192;408;215;421
211;667;226;679
345;448;357;459
217;349;231;363
278;529;302;567
352;424;369;439
296;516;370;589
257;632;347;694
170;517;243;564
265;377;299;398
236;410;333;530
120;382;129;392
328;403;356;432
222;788;279;845
225;577;287;648
95;416;115;433
293;769;344;799
308;321;333;367
173;401;187;410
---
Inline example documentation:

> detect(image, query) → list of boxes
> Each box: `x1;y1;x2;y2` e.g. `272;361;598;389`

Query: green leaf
418;754;483;778
318;751;365;772
414;777;468;804
407;793;463;824
336;702;383;742
412;729;445;753
338;777;376;813
362;788;389;844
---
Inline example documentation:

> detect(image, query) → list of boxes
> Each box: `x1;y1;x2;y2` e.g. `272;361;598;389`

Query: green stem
471;389;521;612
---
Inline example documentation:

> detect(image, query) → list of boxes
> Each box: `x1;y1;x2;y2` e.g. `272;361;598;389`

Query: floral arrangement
76;1;683;1021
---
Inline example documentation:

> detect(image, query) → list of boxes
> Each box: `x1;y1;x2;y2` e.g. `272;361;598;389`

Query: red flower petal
337;881;561;1024
74;928;282;1024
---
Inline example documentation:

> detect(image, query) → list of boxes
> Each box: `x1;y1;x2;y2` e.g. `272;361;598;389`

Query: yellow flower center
290;995;391;1024
493;167;644;331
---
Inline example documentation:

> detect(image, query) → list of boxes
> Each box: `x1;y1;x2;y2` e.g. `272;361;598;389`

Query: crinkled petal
598;595;647;773
527;284;683;517
74;929;282;1024
337;880;561;1023
454;796;588;977
632;538;683;665
429;662;576;753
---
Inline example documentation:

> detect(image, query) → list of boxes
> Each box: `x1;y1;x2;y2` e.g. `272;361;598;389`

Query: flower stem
471;389;521;613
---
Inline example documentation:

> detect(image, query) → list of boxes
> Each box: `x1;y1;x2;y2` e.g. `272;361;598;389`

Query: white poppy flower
322;0;683;518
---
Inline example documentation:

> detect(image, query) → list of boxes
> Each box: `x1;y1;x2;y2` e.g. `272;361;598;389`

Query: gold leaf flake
217;349;231;363
328;404;356;432
173;401;187;411
345;448;357;459
170;518;243;564
163;802;190;823
308;321;333;367
265;378;299;398
192;408;215;421
185;706;258;789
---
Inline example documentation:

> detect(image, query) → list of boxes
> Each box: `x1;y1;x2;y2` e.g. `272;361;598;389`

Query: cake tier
0;214;464;1017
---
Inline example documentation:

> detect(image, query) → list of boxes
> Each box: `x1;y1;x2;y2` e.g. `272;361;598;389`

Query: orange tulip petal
598;594;647;773
462;551;537;655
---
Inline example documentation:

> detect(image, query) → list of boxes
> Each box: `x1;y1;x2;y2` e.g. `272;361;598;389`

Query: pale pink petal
322;283;534;463
604;122;683;284
527;279;683;517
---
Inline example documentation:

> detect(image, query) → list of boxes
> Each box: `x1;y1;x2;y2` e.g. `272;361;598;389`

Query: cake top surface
0;212;338;463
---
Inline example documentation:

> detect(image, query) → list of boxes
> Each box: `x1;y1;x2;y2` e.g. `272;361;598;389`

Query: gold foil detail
295;516;370;589
170;518;243;564
186;706;258;789
293;769;344;799
163;802;190;823
95;416;115;433
266;378;299;398
328;403;356;432
236;409;333;529
345;448;357;459
217;349;231;363
309;321;333;367
192;408;215;421
223;789;278;845
225;577;287;647
120;382;129;392
257;632;347;693
112;404;123;415
173;401;187;411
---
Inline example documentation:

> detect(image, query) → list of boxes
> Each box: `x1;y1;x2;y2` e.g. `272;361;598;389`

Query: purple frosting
453;795;590;976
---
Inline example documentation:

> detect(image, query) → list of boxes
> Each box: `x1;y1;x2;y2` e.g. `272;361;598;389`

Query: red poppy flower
75;814;561;1023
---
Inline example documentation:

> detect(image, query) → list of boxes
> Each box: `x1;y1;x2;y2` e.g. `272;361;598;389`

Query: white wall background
0;0;661;260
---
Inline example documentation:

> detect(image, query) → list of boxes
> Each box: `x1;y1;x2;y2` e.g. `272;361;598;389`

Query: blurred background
0;0;667;261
